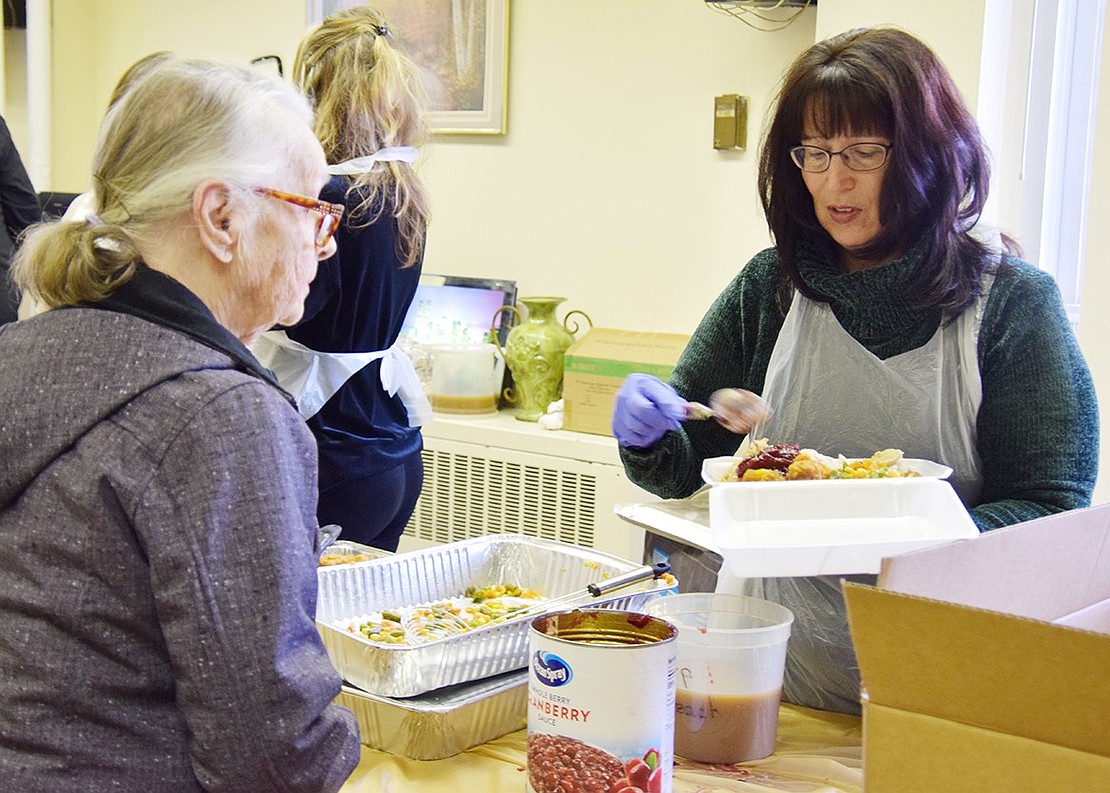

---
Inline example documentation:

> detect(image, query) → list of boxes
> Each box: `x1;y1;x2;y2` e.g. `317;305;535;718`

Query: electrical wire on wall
705;0;814;33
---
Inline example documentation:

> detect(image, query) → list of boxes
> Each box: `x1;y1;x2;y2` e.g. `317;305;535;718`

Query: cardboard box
562;328;689;436
844;506;1110;792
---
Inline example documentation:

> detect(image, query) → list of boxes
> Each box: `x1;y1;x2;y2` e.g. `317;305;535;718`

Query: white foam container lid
710;477;979;577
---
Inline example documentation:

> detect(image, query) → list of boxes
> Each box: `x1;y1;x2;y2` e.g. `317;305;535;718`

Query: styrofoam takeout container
710;478;979;577
701;455;953;486
336;669;527;759
316;534;677;697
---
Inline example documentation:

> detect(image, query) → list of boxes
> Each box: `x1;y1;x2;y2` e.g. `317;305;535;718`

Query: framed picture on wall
306;0;510;135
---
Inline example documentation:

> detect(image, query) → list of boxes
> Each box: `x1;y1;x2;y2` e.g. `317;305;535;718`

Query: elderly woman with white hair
0;56;360;791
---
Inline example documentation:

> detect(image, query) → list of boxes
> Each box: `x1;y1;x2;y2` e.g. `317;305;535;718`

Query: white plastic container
427;342;505;414
710;478;979;577
646;594;793;763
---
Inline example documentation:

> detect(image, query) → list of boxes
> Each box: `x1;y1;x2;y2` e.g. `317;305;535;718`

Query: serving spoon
685;389;774;433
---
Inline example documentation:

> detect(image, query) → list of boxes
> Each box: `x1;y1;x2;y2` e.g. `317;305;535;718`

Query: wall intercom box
713;94;747;150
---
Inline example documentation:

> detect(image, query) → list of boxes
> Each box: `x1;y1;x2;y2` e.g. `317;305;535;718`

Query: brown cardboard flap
564;328;690;368
863;701;1110;792
562;328;689;436
845;582;1110;757
876;505;1110;622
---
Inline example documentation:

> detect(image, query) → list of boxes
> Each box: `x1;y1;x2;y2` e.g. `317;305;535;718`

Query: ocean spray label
532;650;573;687
527;613;676;793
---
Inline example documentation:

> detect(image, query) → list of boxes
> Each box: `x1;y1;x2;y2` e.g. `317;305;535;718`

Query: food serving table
338;702;863;792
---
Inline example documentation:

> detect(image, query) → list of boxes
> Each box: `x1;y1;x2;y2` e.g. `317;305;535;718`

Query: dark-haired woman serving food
611;27;1098;715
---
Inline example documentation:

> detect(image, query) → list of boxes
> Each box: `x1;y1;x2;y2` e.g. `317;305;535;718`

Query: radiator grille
404;447;600;548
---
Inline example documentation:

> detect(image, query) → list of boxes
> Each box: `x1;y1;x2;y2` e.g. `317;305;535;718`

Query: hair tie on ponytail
376;24;390;38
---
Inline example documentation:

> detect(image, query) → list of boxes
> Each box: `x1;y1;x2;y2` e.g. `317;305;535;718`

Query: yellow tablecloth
340;703;863;792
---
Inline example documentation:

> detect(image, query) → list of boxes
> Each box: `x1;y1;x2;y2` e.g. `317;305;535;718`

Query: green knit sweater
620;246;1099;531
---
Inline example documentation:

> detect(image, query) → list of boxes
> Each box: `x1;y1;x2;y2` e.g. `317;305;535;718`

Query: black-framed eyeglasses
789;143;892;173
255;187;344;247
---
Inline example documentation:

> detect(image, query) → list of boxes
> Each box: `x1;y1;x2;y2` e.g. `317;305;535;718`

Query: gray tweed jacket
0;279;360;792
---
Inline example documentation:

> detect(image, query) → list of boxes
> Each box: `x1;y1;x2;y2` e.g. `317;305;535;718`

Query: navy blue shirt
285;175;424;484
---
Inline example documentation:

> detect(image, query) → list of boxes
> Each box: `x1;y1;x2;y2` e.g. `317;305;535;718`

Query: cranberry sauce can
527;609;677;793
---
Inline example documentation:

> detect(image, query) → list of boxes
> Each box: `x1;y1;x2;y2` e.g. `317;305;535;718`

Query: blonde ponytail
294;7;430;268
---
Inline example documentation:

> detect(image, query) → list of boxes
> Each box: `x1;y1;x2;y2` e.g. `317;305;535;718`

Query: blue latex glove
611;373;688;449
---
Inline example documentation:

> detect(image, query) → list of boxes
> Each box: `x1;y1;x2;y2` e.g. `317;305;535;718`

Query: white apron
716;274;992;713
251;331;431;424
251;147;431;425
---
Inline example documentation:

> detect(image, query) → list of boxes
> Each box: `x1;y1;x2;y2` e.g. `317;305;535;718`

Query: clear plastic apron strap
327;147;419;175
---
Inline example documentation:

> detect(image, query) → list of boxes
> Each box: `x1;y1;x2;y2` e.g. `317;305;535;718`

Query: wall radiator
402;436;637;558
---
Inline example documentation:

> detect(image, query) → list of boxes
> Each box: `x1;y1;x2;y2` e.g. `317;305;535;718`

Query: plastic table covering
339;702;863;793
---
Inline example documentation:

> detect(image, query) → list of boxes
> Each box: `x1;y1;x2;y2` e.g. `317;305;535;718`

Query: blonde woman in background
254;5;433;552
0;55;359;791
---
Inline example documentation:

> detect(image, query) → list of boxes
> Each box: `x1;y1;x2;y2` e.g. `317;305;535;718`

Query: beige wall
7;0;1109;501
420;2;815;336
48;0;306;195
25;1;1012;338
34;0;814;338
2;30;25;142
813;0;988;109
1079;5;1110;506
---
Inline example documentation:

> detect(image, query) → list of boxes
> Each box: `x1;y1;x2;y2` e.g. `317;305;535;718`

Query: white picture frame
306;0;510;135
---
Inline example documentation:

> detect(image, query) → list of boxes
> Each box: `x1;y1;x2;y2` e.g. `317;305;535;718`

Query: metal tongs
481;561;673;628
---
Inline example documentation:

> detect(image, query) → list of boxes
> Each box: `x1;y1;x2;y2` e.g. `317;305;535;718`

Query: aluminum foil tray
336;669;527;760
316;534;676;697
318;540;392;567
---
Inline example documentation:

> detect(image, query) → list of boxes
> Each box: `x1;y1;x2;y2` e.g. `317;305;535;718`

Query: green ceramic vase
494;296;591;421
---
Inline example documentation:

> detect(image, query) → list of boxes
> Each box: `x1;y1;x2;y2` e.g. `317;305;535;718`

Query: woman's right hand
611;373;687;449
